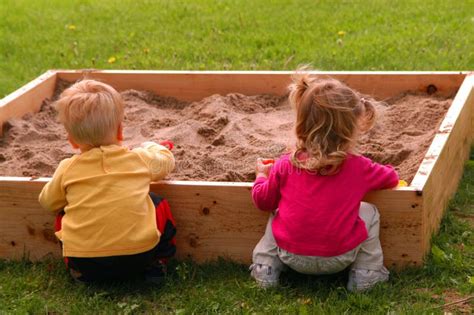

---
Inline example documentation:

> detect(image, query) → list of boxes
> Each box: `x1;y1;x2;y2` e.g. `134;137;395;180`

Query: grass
0;0;473;313
1;0;474;97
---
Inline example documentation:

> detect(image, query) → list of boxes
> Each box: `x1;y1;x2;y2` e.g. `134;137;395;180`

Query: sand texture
0;82;452;183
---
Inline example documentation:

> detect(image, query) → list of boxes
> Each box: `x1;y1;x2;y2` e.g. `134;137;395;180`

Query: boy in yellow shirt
39;80;176;283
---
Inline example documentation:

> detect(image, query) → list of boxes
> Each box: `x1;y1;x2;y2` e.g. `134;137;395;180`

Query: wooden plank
0;71;57;136
418;74;474;255
0;180;59;260
151;181;260;264
329;72;464;100
364;189;424;268
56;70;465;102
0;177;422;267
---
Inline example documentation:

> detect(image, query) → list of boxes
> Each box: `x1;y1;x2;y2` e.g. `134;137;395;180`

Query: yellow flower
107;56;117;64
67;24;76;30
337;30;346;36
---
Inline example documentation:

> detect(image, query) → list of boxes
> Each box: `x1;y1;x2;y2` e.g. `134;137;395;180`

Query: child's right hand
256;158;274;178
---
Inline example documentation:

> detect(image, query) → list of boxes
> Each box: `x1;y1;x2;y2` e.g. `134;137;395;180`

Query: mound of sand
0;82;452;183
358;94;451;182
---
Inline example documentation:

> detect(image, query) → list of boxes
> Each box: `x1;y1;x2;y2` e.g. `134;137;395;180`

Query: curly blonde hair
289;71;376;175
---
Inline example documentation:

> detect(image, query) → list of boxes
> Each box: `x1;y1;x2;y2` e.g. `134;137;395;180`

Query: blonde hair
289;71;376;175
55;80;124;147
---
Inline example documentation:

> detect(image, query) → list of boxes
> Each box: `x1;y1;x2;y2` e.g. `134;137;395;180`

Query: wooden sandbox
0;70;473;269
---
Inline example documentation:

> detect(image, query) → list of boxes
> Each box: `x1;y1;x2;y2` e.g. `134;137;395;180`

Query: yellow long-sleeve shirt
38;142;175;258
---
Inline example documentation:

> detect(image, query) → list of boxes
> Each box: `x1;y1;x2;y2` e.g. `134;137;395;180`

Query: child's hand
159;140;174;150
256;158;274;178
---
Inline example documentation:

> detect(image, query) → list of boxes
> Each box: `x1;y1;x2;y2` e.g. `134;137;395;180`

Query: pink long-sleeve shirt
252;153;398;257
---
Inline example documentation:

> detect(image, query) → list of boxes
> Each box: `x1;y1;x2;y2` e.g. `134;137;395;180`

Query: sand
358;94;451;182
0;81;452;183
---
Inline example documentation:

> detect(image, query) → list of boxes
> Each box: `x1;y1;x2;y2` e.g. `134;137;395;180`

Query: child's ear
67;135;80;149
117;123;123;141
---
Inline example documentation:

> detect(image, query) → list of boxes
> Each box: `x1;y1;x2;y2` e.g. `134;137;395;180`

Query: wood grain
56;70;465;101
0;178;422;268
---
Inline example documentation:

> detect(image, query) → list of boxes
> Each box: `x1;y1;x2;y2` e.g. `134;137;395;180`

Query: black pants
60;193;176;282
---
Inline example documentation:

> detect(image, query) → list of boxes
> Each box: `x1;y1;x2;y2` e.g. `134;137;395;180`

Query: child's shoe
249;263;281;288
346;266;389;292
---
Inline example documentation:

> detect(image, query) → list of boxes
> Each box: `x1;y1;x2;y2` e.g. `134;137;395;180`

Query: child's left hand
256;158;274;178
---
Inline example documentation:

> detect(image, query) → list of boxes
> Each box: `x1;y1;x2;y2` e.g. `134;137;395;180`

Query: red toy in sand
262;159;275;165
159;140;174;150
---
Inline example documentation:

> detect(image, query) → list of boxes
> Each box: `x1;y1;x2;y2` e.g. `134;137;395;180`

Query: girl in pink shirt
250;72;398;292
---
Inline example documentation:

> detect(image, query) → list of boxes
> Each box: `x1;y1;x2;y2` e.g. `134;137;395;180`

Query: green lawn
0;0;473;314
1;0;474;97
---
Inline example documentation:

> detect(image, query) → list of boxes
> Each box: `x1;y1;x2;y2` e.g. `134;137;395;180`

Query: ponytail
355;96;376;132
289;67;315;108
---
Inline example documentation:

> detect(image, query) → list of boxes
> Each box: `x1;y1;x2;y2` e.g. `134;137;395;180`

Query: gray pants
252;202;384;274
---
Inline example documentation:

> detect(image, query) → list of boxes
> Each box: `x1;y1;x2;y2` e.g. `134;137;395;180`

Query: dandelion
108;56;117;64
67;24;76;30
337;30;346;37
